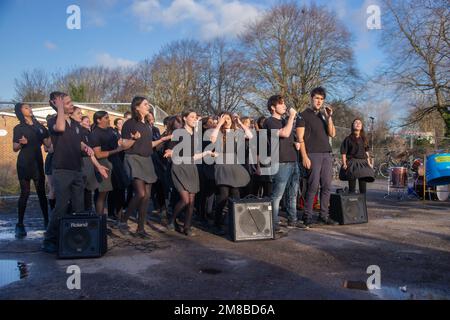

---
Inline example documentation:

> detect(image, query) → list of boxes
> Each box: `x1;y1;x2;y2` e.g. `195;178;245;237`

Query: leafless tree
147;40;204;114
14;69;51;102
197;39;253;115
240;2;360;113
380;0;450;136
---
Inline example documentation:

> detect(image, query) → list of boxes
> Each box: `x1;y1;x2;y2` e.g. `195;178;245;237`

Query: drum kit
385;152;450;201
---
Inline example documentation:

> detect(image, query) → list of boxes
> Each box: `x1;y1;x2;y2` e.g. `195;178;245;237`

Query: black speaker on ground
330;193;368;225
228;198;274;242
58;214;107;259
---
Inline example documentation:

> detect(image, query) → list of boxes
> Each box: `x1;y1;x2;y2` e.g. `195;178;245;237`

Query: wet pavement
0;180;449;300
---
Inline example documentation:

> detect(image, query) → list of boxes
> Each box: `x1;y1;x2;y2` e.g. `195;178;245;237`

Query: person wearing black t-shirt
12;103;52;238
146;111;166;221
90;111;125;216
164;110;215;236
42;92;109;254
340;119;375;193
71;106;97;212
107;117;127;220
210;112;252;235
297;87;338;226
264;95;305;232
119;97;171;238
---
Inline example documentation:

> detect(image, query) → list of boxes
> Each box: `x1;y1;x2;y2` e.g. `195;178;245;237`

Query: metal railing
0;101;168;126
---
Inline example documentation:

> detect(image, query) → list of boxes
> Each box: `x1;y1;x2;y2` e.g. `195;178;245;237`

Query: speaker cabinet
58;214;107;259
228;198;274;242
330;193;368;225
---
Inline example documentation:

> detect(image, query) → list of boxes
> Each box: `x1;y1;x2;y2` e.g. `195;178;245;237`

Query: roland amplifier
228;198;274;242
330;193;368;225
58;214;107;259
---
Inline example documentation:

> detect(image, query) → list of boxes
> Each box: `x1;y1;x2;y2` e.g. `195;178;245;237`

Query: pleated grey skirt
171;163;200;193
124;154;158;184
97;158;113;192
214;163;250;188
82;157;99;191
347;158;375;182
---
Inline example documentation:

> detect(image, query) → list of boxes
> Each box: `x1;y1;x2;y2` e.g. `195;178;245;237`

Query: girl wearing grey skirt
90;111;124;216
164;110;216;236
210;112;253;234
120;96;171;238
340;118;375;194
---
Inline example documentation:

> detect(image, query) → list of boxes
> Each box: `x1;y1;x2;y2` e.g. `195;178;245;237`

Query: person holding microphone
297;87;338;227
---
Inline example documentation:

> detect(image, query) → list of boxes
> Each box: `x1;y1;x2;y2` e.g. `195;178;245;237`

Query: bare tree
240;2;360;113
147;40;204;114
197;39;252;115
14;69;51;102
381;0;450;136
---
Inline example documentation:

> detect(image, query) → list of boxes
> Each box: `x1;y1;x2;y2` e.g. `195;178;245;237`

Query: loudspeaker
330;193;368;225
228;198;274;242
58;214;107;259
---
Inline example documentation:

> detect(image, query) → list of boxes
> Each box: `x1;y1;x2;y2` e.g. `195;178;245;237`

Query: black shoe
41;241;57;254
135;230;151;239
287;220;309;229
212;225;226;236
274;226;284;233
15;224;27;239
318;217;339;226
184;227;197;237
302;220;315;228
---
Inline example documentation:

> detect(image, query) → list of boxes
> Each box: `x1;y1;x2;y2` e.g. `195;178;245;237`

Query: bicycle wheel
379;163;390;178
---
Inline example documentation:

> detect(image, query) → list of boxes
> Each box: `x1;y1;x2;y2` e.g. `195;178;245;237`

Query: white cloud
131;0;263;39
96;53;138;68
44;41;57;50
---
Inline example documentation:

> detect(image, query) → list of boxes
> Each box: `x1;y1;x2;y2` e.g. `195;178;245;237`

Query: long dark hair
350;118;368;148
14;102;46;137
130;96;147;122
165;115;183;135
92;111;108;130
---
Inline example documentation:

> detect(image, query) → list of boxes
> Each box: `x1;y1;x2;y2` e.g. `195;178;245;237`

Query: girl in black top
107;117;126;220
210;112;252;234
12;103;52;238
164;110;216;236
119;97;170;238
340;119;375;193
90;111;124;216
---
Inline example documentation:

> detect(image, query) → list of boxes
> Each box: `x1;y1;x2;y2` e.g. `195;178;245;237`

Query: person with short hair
297;87;338;227
264;95;305;232
42;92;109;253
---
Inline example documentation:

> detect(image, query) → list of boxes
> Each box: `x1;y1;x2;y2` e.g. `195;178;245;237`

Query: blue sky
0;0;385;101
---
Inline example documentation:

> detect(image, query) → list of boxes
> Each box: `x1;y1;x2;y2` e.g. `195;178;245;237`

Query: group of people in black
11;87;374;253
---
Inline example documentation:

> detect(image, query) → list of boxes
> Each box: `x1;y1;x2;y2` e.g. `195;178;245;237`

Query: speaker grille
229;199;274;241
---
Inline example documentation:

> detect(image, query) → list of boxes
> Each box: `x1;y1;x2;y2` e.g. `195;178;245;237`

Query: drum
436;185;450;201
426;153;450;186
390;167;408;188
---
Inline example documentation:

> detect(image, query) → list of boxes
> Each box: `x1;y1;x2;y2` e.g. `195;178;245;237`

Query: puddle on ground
0;260;29;288
0;230;44;241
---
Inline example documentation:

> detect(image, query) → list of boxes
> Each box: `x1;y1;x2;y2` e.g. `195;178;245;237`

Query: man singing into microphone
264;95;307;233
297;87;338;227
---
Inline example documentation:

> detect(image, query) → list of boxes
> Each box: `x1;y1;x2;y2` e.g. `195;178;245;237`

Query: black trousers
44;169;84;245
